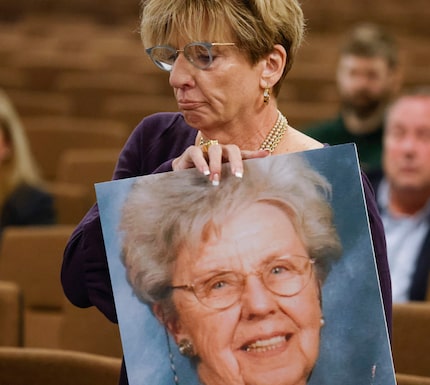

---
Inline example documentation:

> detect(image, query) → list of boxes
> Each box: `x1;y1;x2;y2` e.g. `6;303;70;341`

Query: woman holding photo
61;1;391;384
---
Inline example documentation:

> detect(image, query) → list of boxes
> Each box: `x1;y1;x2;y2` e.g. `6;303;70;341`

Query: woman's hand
172;143;270;185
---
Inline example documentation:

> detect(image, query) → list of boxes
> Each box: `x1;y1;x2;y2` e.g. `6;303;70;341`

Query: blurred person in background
305;23;401;173
0;89;56;237
369;89;430;302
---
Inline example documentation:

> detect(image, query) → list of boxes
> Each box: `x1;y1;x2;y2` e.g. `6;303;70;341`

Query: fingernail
212;174;220;186
203;169;210;176
235;171;243;178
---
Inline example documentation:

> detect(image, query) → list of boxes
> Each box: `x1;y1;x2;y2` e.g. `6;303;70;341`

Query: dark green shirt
304;114;383;174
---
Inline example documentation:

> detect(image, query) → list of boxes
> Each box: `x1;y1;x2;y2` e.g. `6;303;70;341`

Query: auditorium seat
0;225;124;356
392;302;430;377
22;116;128;181
0;347;121;385
103;94;178;129
7;90;74;117
47;182;93;225
57;148;119;183
0;280;23;347
396;373;430;385
59;300;123;358
0;225;75;348
55;148;121;202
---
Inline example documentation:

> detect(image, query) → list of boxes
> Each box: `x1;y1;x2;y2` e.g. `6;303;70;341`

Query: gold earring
263;87;271;104
178;338;195;357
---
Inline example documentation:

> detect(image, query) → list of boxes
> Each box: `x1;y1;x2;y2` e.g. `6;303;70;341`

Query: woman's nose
169;54;195;89
240;275;278;319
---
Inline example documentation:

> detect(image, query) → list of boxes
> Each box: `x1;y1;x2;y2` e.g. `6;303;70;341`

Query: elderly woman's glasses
170;255;315;310
145;42;236;71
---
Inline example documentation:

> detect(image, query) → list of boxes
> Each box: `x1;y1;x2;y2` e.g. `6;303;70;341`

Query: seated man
305;23;401;173
369;88;430;302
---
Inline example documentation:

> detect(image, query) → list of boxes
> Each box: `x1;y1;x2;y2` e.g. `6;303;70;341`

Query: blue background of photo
95;143;395;385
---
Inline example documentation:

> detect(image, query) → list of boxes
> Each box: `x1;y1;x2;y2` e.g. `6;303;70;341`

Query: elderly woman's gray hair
120;154;342;319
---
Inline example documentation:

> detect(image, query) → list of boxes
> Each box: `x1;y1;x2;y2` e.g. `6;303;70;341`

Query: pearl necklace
259;110;288;153
199;110;288;153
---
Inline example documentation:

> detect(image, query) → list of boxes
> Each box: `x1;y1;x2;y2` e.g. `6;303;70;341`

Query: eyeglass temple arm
169;284;193;291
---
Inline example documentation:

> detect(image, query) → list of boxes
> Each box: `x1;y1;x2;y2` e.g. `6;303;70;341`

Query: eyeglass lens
193;255;314;310
147;43;213;71
147;46;177;71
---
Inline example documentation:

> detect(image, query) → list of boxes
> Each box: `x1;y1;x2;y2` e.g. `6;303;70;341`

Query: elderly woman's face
167;35;265;131
170;202;322;385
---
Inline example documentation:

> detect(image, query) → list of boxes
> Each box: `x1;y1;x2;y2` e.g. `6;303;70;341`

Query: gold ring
199;138;219;153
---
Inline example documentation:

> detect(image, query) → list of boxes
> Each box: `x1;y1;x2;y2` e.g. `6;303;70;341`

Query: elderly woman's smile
241;334;291;353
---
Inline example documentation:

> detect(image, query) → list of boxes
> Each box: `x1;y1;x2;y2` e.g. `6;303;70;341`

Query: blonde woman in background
0;89;56;237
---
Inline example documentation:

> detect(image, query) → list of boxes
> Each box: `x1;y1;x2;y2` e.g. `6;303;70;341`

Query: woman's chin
237;365;309;385
234;345;312;385
180;106;208;127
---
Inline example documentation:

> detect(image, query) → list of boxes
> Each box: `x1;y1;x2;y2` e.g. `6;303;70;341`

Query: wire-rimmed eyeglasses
145;42;236;71
169;255;315;310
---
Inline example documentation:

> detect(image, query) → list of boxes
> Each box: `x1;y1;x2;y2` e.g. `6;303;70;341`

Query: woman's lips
177;100;202;110
241;334;291;353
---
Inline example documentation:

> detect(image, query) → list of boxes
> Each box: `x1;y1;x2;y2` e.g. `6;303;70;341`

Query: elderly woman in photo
119;155;342;385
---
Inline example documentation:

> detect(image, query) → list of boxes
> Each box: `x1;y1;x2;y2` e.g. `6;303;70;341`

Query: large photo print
96;144;395;385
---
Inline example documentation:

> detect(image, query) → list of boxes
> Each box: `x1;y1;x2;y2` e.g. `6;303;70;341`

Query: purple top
61;112;391;385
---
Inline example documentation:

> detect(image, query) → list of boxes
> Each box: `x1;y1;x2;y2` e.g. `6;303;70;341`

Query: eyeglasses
145;42;236;71
170;255;315;310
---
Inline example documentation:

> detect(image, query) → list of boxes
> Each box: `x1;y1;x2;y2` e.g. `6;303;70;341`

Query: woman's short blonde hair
140;0;305;96
120;154;342;320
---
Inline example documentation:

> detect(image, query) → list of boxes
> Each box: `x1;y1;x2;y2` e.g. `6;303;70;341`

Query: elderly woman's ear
259;44;287;90
152;303;185;343
153;303;197;357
